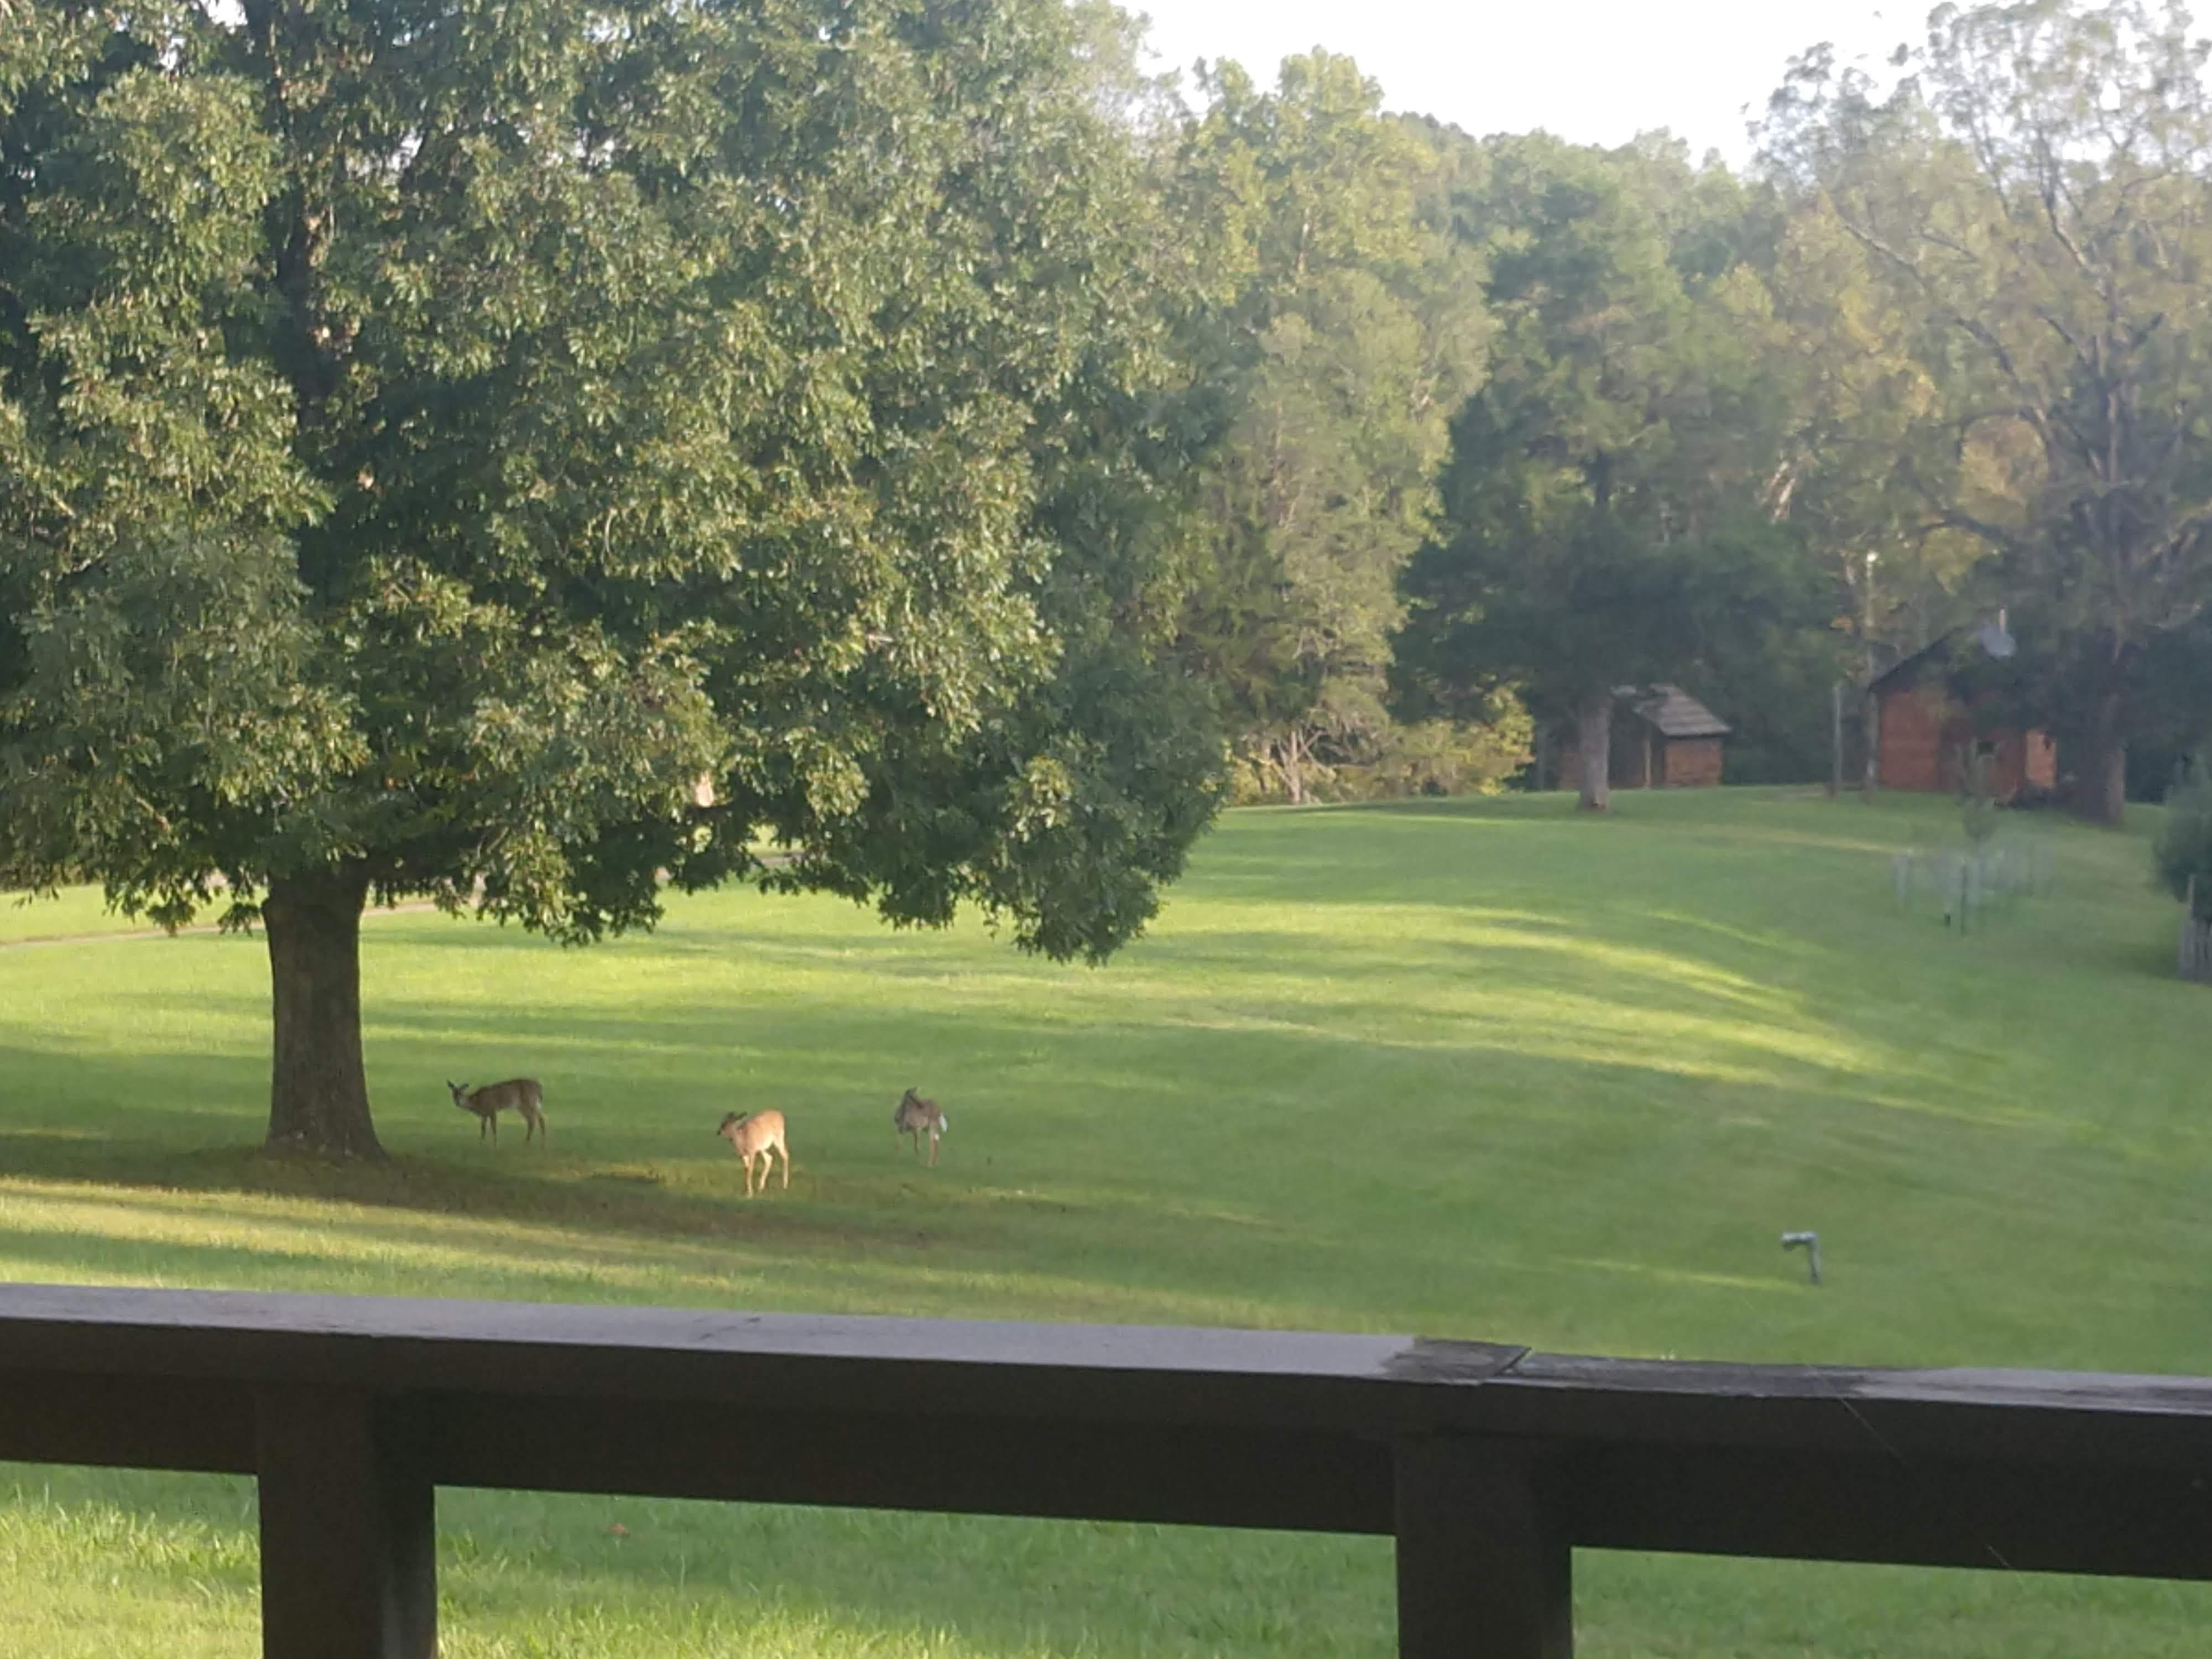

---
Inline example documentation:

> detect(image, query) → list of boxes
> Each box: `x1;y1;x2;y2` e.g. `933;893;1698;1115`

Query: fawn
893;1087;947;1166
447;1078;547;1144
717;1110;790;1197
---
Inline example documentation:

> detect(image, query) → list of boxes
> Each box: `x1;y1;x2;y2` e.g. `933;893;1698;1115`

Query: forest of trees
1166;0;2212;816
7;0;2212;1151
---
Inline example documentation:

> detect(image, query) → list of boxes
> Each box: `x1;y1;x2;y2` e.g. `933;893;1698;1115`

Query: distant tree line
4;0;2210;1154
1176;0;2212;818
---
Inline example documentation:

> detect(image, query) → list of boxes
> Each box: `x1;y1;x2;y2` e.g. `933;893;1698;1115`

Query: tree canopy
1396;133;1827;810
1762;0;2212;821
0;0;1223;1156
1163;54;1495;803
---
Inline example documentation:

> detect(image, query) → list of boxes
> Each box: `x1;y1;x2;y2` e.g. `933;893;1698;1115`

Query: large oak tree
0;0;1222;1158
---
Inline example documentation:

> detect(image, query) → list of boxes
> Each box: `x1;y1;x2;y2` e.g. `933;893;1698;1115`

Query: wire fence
1891;839;2056;933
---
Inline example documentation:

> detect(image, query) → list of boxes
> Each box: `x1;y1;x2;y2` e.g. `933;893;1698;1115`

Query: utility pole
1861;551;1880;799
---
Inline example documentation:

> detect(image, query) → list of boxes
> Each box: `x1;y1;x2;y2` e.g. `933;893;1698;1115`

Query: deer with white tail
893;1088;947;1166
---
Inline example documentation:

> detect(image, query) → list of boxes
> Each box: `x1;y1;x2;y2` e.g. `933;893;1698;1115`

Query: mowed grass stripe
5;787;2212;1655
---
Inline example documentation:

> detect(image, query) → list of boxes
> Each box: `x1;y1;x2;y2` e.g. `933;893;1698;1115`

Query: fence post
1830;681;1843;800
1394;1436;1571;1658
256;1389;436;1659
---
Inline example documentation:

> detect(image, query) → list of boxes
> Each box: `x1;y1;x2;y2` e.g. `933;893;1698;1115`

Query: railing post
1394;1436;1571;1658
256;1389;436;1659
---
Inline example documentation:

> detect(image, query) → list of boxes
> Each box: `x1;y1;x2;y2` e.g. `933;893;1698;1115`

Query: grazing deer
717;1110;789;1197
447;1078;546;1144
893;1087;947;1166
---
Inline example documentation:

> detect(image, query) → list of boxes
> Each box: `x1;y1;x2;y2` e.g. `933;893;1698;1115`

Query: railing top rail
0;1283;1523;1436
7;1283;2212;1454
0;1282;1450;1378
11;1282;2212;1592
1506;1348;2212;1412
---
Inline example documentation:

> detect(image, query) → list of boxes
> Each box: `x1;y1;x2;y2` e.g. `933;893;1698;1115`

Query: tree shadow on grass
0;1084;949;1259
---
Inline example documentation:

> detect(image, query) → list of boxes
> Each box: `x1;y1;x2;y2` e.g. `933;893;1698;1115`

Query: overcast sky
1134;0;1923;164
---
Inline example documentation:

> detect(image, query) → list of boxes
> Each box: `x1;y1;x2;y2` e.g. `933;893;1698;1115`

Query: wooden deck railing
4;1282;2212;1657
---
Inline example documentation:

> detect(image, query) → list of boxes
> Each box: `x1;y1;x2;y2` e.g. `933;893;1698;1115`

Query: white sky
1133;0;1922;165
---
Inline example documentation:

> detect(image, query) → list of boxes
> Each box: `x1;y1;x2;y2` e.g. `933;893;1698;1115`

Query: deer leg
780;1142;790;1189
928;1131;938;1167
478;1114;488;1141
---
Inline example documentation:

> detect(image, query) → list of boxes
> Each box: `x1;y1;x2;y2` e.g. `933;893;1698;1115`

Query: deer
447;1078;547;1144
717;1109;789;1197
893;1087;947;1166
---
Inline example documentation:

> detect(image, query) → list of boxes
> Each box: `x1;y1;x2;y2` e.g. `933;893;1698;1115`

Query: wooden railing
5;1284;2212;1657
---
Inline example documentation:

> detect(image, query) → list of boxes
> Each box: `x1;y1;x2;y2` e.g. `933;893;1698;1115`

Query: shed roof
1867;617;2016;695
1869;633;1953;695
1615;684;1730;739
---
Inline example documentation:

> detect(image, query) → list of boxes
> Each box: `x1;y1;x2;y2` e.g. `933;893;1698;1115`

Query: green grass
0;883;182;944
6;786;2212;1655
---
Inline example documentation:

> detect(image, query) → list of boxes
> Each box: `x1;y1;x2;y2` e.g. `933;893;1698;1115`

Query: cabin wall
1875;680;2054;799
1555;713;1729;791
1661;737;1725;787
1875;683;1950;792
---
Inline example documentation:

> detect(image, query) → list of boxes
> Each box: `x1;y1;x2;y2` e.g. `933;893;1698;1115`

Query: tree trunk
263;864;383;1160
1576;692;1613;813
1861;688;1879;799
1281;732;1305;806
2067;695;2127;827
1828;681;1842;800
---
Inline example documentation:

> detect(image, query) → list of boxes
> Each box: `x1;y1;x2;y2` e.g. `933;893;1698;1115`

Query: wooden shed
1869;623;2054;801
1555;685;1730;790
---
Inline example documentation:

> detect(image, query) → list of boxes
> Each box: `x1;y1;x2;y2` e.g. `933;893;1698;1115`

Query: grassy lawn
6;786;2211;1655
0;883;187;945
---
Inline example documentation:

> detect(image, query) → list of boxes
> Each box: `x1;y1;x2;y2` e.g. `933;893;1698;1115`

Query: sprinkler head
1781;1230;1823;1286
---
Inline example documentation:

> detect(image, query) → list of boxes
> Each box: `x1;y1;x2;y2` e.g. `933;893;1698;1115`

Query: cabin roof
1869;618;2017;695
1613;684;1730;739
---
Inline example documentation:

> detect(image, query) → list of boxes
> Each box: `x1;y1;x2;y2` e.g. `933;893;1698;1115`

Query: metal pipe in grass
1782;1230;1822;1286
